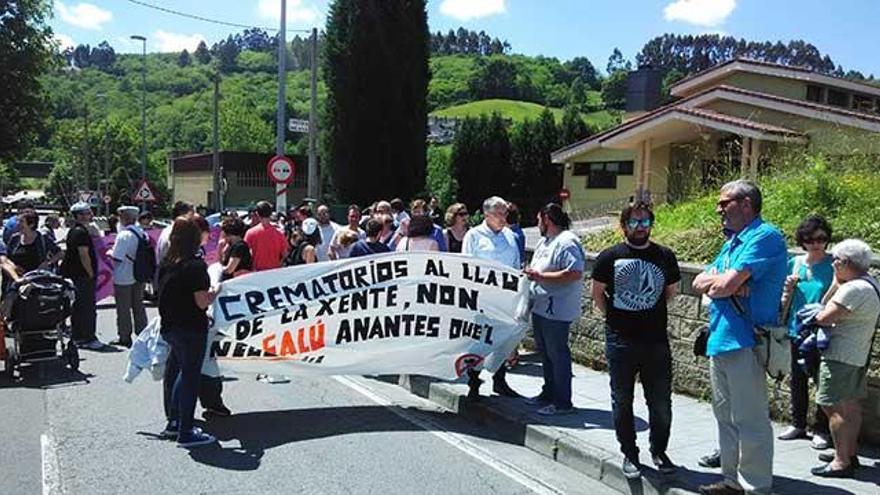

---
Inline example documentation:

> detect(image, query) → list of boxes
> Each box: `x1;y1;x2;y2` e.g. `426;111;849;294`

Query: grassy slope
431;97;618;129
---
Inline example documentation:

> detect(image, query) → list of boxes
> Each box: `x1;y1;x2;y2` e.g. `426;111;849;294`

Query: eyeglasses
716;197;740;209
626;218;653;229
832;256;848;265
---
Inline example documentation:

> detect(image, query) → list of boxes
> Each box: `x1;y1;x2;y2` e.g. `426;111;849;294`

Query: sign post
267;155;295;212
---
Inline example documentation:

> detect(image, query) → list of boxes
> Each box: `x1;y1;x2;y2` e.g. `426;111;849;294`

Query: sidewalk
398;353;879;495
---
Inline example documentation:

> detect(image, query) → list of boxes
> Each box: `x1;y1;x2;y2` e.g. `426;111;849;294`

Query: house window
806;85;824;103
618;161;635;175
588;170;617;189
827;89;849;108
572;163;591;176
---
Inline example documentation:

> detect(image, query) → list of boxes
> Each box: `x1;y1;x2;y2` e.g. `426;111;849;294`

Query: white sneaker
811;432;832;450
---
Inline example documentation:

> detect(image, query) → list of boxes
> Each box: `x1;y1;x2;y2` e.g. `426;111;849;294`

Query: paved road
1;305;618;495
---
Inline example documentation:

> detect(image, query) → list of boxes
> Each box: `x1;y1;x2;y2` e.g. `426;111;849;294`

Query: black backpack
128;227;157;283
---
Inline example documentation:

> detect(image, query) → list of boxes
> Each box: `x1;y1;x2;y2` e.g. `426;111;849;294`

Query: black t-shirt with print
158;258;211;333
591;242;681;342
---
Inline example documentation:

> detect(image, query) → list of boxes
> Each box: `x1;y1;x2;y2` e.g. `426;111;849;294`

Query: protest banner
207;252;530;380
94;227;220;302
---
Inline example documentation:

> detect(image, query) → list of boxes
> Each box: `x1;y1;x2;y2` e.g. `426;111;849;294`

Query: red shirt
243;222;287;271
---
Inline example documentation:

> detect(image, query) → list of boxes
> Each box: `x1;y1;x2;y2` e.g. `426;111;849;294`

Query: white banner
206;252;531;380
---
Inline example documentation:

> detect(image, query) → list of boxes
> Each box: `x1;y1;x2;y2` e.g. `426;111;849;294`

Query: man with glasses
692;180;787;495
461;196;521;398
591;201;681;479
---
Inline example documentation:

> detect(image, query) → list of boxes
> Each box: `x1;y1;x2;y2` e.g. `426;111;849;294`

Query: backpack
8;232;48;264
128;227;157;283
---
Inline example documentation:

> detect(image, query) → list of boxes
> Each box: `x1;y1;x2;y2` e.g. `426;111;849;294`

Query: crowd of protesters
0;182;876;490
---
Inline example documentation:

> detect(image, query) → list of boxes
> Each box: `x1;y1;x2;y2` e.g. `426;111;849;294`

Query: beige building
552;58;880;211
169;152;309;210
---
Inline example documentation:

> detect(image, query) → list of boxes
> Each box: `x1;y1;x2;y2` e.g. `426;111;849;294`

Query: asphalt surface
1;305;618;495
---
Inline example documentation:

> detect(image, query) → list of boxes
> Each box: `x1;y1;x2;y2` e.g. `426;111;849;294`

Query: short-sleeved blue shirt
706;217;788;357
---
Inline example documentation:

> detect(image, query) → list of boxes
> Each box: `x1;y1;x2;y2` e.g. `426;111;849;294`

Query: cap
301;217;318;236
117;205;139;216
70;202;92;214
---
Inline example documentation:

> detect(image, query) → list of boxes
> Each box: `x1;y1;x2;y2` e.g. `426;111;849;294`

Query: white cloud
439;0;506;20
54;1;113;30
54;33;75;50
153;31;206;53
257;0;319;24
663;0;736;27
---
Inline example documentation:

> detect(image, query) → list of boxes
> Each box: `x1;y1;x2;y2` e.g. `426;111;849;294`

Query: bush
583;151;880;263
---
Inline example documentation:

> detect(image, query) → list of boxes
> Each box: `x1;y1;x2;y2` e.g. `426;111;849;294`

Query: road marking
41;433;61;495
333;376;565;495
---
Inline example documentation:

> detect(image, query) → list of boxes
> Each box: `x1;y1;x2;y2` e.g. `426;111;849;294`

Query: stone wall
537;254;880;445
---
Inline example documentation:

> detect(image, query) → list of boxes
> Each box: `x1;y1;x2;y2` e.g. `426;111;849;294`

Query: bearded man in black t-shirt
590;202;681;480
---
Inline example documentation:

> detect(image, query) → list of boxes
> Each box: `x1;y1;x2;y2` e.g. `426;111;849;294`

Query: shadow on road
0;359;93;389
184;404;498;471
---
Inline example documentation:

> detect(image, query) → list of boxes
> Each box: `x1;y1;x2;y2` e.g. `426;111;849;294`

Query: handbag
731;296;791;381
693;326;709;357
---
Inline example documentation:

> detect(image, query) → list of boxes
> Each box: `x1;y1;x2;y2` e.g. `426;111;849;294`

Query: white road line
41;433;61;495
333;376;565;495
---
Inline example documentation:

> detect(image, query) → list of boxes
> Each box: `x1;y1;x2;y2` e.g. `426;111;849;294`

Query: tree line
430;28;510;56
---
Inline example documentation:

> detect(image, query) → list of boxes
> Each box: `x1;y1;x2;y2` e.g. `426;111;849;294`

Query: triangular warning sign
132;181;156;202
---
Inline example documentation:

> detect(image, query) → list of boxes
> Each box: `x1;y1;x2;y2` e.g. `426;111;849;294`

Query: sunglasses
456;211;469;217
716;197;740;209
626;218;653;229
831;256;848;265
804;235;828;244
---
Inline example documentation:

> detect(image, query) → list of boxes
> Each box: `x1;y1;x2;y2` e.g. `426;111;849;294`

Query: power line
122;0;312;34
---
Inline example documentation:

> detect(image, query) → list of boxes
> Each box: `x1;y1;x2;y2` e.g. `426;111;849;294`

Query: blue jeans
532;314;573;409
163;330;207;435
605;328;672;459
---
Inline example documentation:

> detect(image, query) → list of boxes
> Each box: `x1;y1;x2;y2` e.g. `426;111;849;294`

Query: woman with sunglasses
777;215;834;446
444;203;470;254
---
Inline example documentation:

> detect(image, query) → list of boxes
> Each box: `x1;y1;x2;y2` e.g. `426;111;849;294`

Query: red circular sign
267;155;296;184
559;188;571;201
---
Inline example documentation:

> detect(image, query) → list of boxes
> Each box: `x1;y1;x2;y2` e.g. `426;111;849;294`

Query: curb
397;374;704;495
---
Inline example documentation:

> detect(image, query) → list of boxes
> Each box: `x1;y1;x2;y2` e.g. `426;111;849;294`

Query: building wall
701;100;880;154
533;254;880;444
172;171;213;208
563;148;636;211
172;170;307;209
715;72;808;101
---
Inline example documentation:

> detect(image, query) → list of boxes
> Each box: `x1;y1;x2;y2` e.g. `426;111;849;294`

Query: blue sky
51;0;880;76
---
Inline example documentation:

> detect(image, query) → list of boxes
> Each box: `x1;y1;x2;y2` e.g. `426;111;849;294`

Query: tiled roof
675;107;803;136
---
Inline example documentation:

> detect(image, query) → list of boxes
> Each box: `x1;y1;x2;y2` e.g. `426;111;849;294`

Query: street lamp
130;35;147;206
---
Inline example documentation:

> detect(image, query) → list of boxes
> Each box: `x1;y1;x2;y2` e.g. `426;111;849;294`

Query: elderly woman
810;239;879;478
777;215;834;446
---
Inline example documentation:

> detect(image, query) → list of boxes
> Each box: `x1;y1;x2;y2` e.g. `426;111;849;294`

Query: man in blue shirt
692;180;786;495
462;196;521;399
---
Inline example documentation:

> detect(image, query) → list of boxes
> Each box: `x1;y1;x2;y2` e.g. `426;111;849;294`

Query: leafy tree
194;40;212;64
0;0;55;161
451;113;511;212
430;27;509;55
425;146;456;208
468;56;519;100
177;49;192;67
606;48;632;74
601;69;628;110
214;35;240;73
89;41;116;71
568;77;586;108
219;96;273;152
73;44;91;68
323;0;429;205
564;56;600;89
0;160;23;196
560;104;592;146
239;28;273;52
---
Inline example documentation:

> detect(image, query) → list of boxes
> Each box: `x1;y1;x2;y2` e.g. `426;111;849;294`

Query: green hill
431;98;619;130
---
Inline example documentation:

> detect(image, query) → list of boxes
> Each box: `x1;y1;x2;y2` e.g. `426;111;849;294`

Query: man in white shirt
461;196;521;399
315;205;339;262
108;206;148;347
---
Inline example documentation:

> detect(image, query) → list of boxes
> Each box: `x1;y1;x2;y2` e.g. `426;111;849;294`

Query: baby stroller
2;270;78;379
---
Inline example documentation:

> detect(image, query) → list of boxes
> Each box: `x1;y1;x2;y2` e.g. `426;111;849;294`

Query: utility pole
82;104;90;194
212;72;221;212
307;27;319;201
274;0;288;213
130;35;148;209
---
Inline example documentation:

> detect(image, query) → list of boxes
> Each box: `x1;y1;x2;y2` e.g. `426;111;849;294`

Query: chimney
624;65;663;122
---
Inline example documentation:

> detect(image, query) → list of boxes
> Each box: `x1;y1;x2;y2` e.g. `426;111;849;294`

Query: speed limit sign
267;155;296;184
